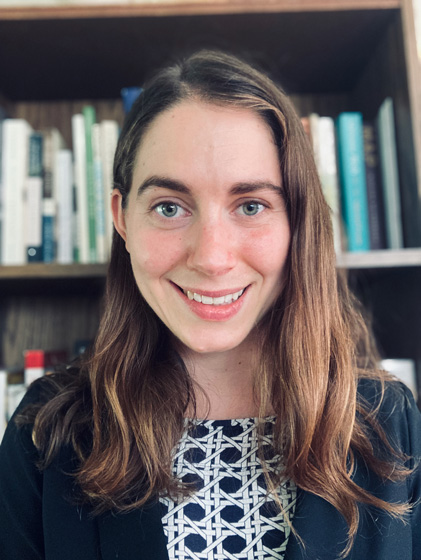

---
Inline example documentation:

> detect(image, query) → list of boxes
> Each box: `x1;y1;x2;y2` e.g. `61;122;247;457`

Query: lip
171;282;249;321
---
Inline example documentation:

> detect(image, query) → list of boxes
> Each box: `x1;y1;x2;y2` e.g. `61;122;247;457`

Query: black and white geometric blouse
160;417;297;560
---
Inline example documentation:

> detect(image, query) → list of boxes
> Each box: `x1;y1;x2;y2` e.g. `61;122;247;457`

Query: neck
180;338;262;420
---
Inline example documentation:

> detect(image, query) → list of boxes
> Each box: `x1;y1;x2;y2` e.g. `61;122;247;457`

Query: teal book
83;105;97;262
336;112;370;252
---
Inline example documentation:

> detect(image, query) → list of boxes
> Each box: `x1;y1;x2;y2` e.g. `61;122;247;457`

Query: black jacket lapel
98;502;169;560
284;488;349;560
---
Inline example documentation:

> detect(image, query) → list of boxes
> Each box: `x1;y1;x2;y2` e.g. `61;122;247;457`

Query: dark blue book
363;122;387;250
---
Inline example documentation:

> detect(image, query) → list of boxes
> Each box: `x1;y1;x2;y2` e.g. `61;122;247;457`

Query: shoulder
357;376;421;463
4;365;90;461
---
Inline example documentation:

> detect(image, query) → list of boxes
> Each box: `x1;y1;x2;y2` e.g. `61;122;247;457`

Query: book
25;132;44;262
376;98;403;249
390;100;421;248
336;112;370;252
100;119;119;258
121;86;142;114
24;349;67;387
6;383;26;422
4;367;25;423
363;122;387;250
83;106;98;262
56;149;74;264
42;198;55;262
309;114;342;253
380;358;418;401
72;113;89;264
92;123;107;263
1;119;32;265
41;128;65;262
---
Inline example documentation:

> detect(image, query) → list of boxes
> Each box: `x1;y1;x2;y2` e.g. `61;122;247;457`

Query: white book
92;123;107;263
381;358;418;401
56;149;74;264
24;176;43;261
309;114;343;253
1;119;32;265
100;120;119;259
72;113;89;264
6;383;26;423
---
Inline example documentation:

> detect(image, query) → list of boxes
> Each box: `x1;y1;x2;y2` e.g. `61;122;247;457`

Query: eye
238;201;265;216
154;202;186;218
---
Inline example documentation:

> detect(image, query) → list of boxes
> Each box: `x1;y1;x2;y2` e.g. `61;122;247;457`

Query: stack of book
0;348;68;442
303;98;421;253
0;106;119;265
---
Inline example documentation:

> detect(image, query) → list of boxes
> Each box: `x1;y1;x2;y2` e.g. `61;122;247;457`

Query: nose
186;219;237;276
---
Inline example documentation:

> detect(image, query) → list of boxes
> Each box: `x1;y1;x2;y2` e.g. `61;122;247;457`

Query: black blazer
1;379;420;560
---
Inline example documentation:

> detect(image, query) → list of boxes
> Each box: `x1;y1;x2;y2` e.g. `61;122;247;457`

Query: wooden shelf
336;248;421;268
1;250;421;283
0;0;402;21
0;6;397;101
0;263;108;279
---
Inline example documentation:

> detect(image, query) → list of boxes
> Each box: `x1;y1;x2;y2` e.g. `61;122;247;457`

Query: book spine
6;384;26;422
24;349;67;386
100;120;119;259
92;123;107;263
363;123;387;250
41;130;57;262
42;198;55;262
376;98;403;249
56;149;74;264
121;86;142;114
83;106;97;263
315;116;343;254
26;132;44;262
380;358;418;401
72;114;89;264
1;119;31;265
336;112;370;252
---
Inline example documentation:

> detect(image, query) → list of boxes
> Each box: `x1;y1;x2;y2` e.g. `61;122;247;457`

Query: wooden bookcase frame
0;0;420;372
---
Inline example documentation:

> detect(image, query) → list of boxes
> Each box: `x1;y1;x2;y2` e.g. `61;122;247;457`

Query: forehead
132;100;281;189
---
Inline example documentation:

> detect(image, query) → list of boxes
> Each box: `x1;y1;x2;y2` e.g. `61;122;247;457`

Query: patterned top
160;417;297;560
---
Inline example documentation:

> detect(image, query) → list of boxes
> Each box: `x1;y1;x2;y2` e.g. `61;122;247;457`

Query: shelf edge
0;0;402;21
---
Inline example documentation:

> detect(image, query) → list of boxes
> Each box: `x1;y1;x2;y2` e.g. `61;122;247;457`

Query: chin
179;331;251;355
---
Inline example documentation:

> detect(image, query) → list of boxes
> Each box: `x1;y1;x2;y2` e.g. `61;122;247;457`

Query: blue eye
155;202;183;218
239;202;264;216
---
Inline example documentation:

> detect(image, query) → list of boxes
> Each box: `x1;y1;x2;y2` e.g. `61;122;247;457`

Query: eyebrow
136;175;283;198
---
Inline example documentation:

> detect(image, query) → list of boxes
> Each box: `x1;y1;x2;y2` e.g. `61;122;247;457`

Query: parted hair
23;50;409;555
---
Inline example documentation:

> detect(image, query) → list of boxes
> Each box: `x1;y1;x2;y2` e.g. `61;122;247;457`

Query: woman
0;50;420;560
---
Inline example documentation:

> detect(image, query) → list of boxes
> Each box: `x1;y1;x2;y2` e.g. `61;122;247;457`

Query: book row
0;107;119;265
0;95;419;265
303;97;421;253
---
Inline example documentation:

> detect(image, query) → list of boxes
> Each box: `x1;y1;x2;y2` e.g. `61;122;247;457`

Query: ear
111;189;128;245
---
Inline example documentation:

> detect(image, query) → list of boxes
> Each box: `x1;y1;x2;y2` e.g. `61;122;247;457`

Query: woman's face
112;100;290;356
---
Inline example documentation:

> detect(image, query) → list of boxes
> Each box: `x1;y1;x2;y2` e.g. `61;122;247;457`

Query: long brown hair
27;50;409;554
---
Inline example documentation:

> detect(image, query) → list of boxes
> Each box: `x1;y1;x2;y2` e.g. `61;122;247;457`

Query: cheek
244;225;290;276
128;229;184;278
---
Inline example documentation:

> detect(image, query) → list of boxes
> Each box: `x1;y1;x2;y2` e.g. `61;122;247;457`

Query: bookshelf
0;0;420;380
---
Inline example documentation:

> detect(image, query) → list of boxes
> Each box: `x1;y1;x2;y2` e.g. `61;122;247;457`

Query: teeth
185;289;245;305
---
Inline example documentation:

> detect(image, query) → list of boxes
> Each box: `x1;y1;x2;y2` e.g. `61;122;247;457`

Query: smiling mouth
178;286;246;306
